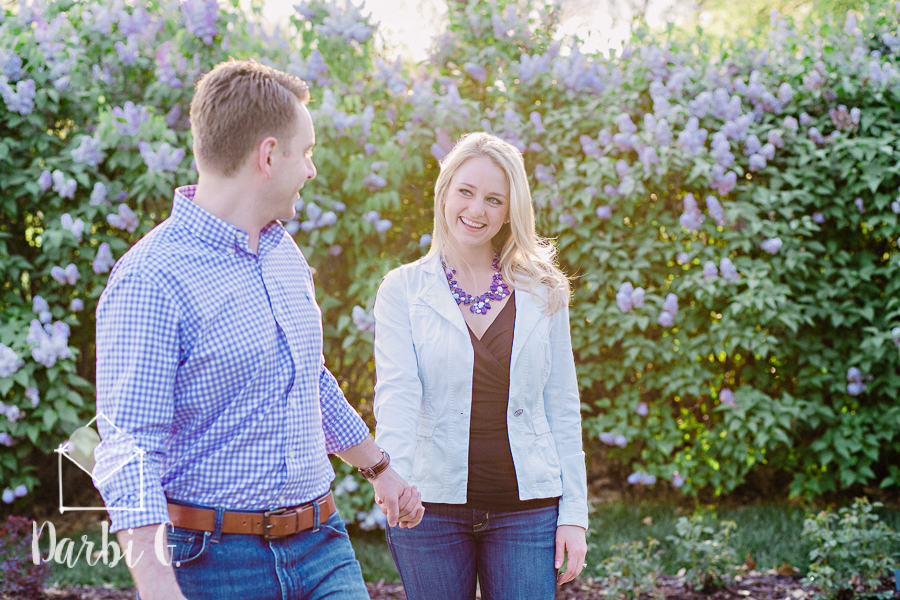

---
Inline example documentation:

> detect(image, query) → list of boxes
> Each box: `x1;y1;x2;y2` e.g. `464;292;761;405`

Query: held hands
371;466;424;528
555;524;588;585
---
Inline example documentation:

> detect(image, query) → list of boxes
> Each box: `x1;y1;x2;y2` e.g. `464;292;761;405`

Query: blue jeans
385;503;558;600
160;509;369;600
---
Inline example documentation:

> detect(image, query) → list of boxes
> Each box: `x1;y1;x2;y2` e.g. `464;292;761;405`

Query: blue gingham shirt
93;186;369;533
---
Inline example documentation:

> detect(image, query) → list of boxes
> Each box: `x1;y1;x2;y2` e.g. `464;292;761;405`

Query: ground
26;574;900;600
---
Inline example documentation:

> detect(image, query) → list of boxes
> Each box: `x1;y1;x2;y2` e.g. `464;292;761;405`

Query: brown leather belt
167;492;336;540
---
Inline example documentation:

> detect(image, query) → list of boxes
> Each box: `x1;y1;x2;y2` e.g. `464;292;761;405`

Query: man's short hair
190;59;311;176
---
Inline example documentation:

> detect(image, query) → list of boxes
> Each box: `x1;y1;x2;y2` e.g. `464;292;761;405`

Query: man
92;59;422;600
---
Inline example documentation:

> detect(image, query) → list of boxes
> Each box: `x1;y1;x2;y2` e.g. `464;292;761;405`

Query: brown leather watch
358;450;390;480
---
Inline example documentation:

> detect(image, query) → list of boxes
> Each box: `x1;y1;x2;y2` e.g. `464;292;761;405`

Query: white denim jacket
373;255;588;529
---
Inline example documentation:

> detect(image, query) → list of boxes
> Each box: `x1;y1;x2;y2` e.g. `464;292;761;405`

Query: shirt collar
172;185;285;257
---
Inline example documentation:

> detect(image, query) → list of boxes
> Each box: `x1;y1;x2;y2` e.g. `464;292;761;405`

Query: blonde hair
426;132;570;314
190;59;311;176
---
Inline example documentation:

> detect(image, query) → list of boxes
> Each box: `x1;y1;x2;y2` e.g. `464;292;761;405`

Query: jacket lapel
510;290;541;371
416;255;469;336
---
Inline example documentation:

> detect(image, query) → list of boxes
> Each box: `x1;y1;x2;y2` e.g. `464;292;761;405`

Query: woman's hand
555;524;587;585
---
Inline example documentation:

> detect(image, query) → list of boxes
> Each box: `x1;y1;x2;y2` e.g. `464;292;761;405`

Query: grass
42;502;900;588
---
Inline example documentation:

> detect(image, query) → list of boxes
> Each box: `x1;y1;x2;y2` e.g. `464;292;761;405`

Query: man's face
271;101;316;222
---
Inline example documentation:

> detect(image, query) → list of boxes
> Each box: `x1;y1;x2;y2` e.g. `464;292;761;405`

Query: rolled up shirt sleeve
94;273;179;533
318;359;369;454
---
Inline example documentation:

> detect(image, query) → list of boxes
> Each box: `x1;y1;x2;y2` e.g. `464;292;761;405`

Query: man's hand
117;525;189;600
334;435;424;528
555;524;588;585
372;466;424;528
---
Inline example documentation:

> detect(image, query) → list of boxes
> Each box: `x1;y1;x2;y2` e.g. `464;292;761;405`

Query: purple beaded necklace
441;253;511;314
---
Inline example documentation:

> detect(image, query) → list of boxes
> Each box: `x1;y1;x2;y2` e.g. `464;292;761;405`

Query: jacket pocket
411;416;436;482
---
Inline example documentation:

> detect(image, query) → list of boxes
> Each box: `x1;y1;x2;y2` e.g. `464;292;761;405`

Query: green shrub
802;498;900;599
598;538;663;600
666;514;740;591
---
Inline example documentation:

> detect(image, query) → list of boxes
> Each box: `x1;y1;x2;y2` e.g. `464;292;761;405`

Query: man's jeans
160;509;369;600
385;502;558;600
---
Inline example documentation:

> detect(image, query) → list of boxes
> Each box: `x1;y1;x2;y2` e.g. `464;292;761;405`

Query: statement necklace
441;254;510;314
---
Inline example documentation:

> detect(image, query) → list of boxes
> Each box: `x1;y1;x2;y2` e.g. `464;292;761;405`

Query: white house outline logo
55;411;146;513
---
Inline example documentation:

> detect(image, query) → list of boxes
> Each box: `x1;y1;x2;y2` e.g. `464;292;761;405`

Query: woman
372;132;588;600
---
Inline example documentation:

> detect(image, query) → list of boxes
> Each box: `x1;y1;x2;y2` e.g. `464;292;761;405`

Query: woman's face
442;156;509;254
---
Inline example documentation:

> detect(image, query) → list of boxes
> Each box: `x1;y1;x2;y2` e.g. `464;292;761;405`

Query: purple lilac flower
627;471;656;485
614;434;627;447
783;116;798;131
419;234;432;247
679;193;704;231
672;473;685;488
534;164;556;185
315;1;372;43
1;50;23;81
744;134;761;156
27;320;72;368
558;214;576;228
706;196;725;227
617;113;637;135
529;111;545;134
93;243;116;274
517;52;551;84
60;214;85;242
662;293;678;314
711;167;737;196
768;130;784;148
138;142;185;172
760;143;776;161
847;367;862;383
892;201;900;214
761;237;782;254
720;258;738;281
24;387;39;408
114;34;139;65
720;388;735;406
374;219;391;233
580;135;602;159
113;102;149;136
749;154;767;172
688;91;711;118
598;432;615;445
847;382;866;395
631;287;644;308
155;42;183;88
676;252;689;265
363;174;387;191
677;117;708;153
638;146;659;172
616;282;635;313
38;170;52;193
799;112;812;126
0;433;13;447
33;296;51;323
69;298;84;312
90;182;109;206
71;135;105;167
0;344;24;377
14;484;26;497
463;62;487;82
595;206;613;219
813;212;825;223
636;402;648;416
107;204;140;233
891;326;900;347
854;197;864;213
2;489;13;504
0;78;36;115
646;120;669;148
351;305;376;333
703;261;718;280
181;0;219;45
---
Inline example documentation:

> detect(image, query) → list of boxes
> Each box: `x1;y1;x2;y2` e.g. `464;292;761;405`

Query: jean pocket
319;512;352;541
166;526;211;567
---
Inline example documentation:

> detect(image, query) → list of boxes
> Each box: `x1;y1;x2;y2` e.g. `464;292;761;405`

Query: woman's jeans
385;502;558;600
157;510;369;600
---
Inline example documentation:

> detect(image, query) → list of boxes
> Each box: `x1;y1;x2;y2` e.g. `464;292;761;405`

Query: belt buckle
263;507;290;541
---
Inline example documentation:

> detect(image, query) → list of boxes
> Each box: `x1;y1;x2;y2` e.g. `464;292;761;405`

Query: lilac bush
2;0;899;508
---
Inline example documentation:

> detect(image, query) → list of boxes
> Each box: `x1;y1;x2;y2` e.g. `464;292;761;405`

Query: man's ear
256;136;279;179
